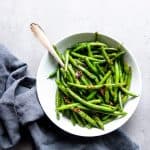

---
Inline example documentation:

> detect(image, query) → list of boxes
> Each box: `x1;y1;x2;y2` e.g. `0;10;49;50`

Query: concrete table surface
0;0;149;149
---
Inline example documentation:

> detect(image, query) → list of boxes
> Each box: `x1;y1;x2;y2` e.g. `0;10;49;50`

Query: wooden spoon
30;23;64;67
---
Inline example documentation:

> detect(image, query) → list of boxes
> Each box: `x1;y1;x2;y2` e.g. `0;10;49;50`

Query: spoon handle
30;23;64;67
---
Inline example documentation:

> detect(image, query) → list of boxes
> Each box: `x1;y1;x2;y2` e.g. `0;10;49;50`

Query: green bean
122;67;132;105
72;112;84;127
77;65;99;82
58;102;127;116
93;55;104;59
60;68;67;87
126;67;132;89
124;63;130;73
101;47;112;64
122;95;128;104
94;116;104;129
60;74;67;87
48;67;58;78
87;91;97;100
104;77;111;104
75;59;85;66
85;58;99;75
92;50;101;54
66;70;74;83
104;47;119;52
81;117;87;126
115;61;119;82
99;70;111;84
57;103;80;110
56;68;60;80
68;82;125;90
70;112;76;126
118;61;123;83
111;51;126;61
64;50;69;71
77;105;101;112
118;91;123;111
71;52;106;63
61;54;65;62
80;76;89;85
48;71;57;79
87;44;93;57
102;115;110;121
114;61;119;102
101;110;127;117
61;95;65;106
68;65;80;84
120;86;138;97
108;53;117;58
85;123;93;129
113;111;127;116
82;108;125;116
76;105;91;111
60;68;67;79
56;89;61;120
66;88;115;112
90;99;103;103
107;76;114;97
64;110;71;118
56;80;68;96
97;95;104;103
104;87;109;104
89;42;107;47
101;104;117;110
57;99;102;111
123;74;128;85
60;95;66;116
69;55;76;66
73;43;87;52
84;75;92;85
78;111;97;127
103;117;116;124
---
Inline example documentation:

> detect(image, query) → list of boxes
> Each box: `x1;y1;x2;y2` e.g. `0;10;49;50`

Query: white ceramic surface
36;33;142;137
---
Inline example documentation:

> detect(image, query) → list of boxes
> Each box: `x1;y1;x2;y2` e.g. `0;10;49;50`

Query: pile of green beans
49;38;138;130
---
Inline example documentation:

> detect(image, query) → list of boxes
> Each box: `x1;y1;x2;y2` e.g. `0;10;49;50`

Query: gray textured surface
0;0;149;149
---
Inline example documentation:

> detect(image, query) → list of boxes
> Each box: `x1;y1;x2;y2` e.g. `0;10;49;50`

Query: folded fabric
0;45;139;150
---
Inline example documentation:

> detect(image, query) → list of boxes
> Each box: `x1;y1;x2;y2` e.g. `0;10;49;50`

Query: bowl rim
36;32;142;137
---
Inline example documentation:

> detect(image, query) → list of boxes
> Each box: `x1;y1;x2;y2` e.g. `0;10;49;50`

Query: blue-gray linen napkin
0;45;139;150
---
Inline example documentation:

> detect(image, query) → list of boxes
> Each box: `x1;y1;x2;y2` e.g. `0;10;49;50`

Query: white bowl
36;33;142;137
